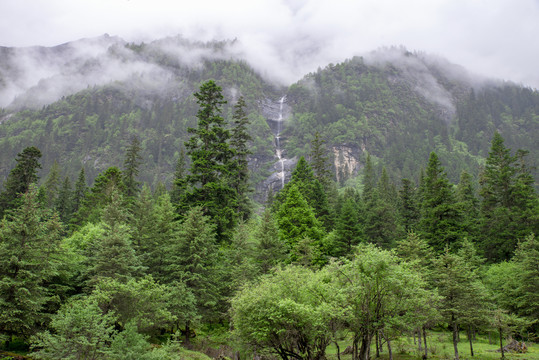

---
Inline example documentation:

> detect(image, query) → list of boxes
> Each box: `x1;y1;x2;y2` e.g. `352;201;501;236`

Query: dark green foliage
479;132;539;261
419;152;463;252
181;80;238;241
0;186;62;340
309;131;333;190
398;178;420;232
56;176;74;224
122;136;143;198
254;210;288;273
0;146;42;218
333;197;362;256
230;96;253;220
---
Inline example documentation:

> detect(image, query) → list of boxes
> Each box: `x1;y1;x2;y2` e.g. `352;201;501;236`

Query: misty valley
0;35;538;360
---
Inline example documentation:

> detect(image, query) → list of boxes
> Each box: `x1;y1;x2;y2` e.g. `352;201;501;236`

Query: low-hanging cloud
0;0;538;108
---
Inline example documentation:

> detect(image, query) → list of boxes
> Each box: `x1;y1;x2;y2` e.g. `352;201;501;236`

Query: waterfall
275;96;286;189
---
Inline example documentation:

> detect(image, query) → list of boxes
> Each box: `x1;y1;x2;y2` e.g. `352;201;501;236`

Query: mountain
0;36;537;198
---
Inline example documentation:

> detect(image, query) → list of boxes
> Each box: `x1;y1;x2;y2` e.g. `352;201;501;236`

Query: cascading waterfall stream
275;96;286;189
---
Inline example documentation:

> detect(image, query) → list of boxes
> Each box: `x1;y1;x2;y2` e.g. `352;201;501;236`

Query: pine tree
43;160;61;209
309;131;333;190
0;146;42;218
123;136;143;199
362;153;376;202
277;184;326;263
230;96;253;220
399;178;420;232
419;152;462;252
254;210;287;274
456;170;479;239
512;233;539;330
72;168;87;215
182;80;237;242
0;185;62;341
56;176;73;224
334;197;363;257
170;148;188;206
479;132;539;261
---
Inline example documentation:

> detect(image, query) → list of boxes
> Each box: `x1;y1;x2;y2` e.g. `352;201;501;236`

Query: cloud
0;0;538;90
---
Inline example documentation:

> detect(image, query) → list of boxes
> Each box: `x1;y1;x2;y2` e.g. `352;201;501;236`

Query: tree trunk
418;328;423;353
423;326;428;359
468;325;474;357
489;332;492;345
499;326;505;359
381;330;392;360
413;331;416;345
452;317;460;360
359;333;371;360
353;335;359;360
334;340;341;360
184;320;191;346
375;331;380;358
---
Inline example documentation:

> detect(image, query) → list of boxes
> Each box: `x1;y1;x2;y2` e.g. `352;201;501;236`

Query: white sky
1;0;538;88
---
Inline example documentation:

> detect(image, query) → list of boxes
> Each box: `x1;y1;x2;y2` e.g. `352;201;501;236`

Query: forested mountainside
0;38;537;195
0;37;538;360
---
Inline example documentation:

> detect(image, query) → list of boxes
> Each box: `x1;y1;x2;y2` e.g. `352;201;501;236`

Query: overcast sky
1;0;538;88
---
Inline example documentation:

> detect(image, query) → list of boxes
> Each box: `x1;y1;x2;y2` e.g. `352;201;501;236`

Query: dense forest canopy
0;38;538;359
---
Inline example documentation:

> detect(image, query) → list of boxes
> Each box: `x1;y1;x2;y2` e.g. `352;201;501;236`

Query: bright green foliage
420;152;463;252
230;96;253;220
123;136;143;199
479;132;539;261
90;276;181;335
274;156;333;229
31;297;117;360
432;248;490;360
0;146;42;218
0;185;62;340
182;80;237;242
231;266;339;360
276;184;326;263
512;233;539;329
396;231;434;271
330;244;432;360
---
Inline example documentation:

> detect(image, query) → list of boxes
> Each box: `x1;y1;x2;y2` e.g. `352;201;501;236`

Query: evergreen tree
122;136;143;199
456;170;479;239
276;184;326;263
170;148;187;206
87;189;140;286
72;167;87;215
334;197;363;257
309;131;333;190
512;233;539;330
398;178;420;232
0;185;62;341
254;209;287;274
362;153;376;202
164;206;220;343
479;132;539;261
0;146;42;218
56;176;74;224
182;80;237;242
230;96;253;220
43;160;61;209
419;152;462;252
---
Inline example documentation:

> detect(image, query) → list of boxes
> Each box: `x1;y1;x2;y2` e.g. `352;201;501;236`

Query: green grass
325;331;539;360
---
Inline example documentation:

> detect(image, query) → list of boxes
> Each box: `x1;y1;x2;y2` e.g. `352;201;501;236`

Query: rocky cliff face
332;144;363;183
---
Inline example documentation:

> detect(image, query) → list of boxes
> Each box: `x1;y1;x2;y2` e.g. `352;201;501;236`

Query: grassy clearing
325;331;539;360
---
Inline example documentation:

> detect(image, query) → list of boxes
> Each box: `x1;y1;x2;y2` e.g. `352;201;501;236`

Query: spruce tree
309;131;333;190
43;160;61;209
56;176;73;224
122;136;143;199
0;185;62;341
334;197;363;257
0;146;42;218
230;96;253;220
182;80;237;242
419;152;462;252
399;178;420;232
479;132;539;261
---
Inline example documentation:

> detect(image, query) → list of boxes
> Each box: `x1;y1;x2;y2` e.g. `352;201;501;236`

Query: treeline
0;81;538;360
